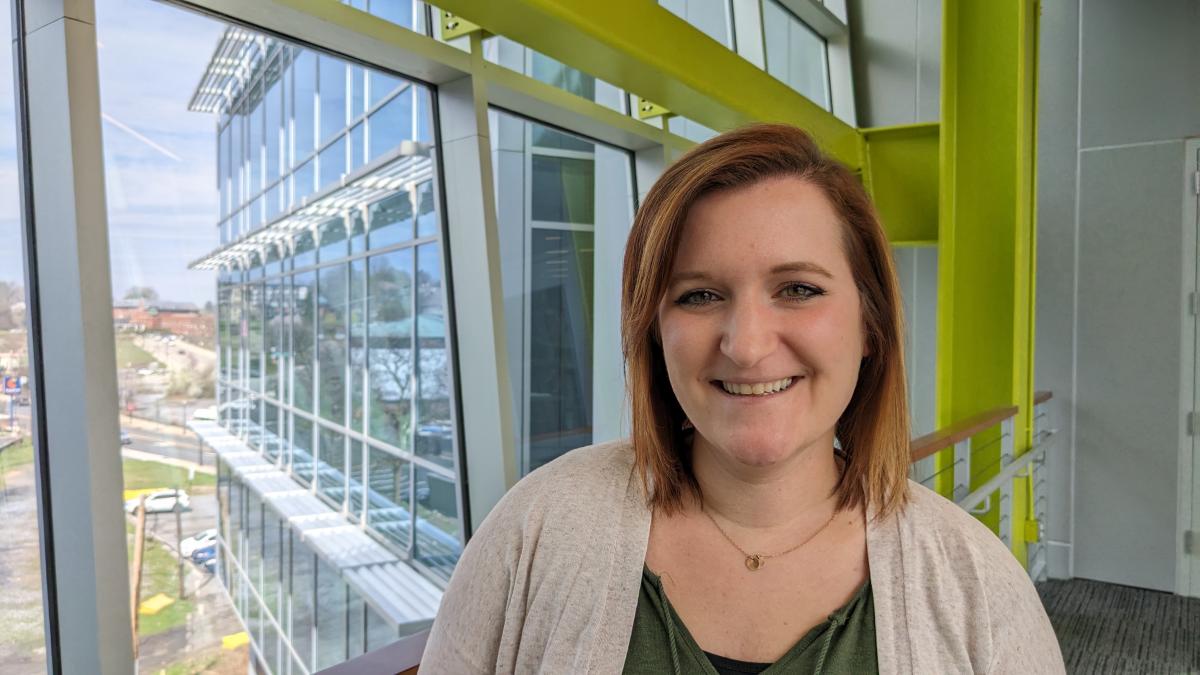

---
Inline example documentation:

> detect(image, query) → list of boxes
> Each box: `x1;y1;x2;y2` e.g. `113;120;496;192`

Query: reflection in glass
318;425;346;507
315;558;347;669
414;466;461;582
415;243;452;468
318;263;347;423
368;249;414;450
291;533;314;670
293;414;315;485
367;446;412;551
293;271;317;412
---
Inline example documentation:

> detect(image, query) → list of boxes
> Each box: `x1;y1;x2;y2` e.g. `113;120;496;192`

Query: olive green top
623;566;877;675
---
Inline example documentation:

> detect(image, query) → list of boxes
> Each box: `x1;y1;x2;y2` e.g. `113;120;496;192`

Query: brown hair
621;123;910;519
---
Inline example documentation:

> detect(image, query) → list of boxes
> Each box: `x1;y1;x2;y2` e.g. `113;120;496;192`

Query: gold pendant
745;554;763;571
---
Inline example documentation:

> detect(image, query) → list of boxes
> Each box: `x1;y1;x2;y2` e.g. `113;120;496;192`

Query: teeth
721;377;794;396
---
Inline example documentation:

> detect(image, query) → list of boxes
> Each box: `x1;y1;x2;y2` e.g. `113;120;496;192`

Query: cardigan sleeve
981;557;1065;675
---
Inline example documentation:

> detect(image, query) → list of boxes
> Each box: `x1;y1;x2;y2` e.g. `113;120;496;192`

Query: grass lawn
116;335;160;369
162;646;248;675
123;457;216;491
0;438;33;472
127;522;194;639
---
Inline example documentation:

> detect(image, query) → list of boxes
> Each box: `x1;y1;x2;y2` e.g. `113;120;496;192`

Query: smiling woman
422;124;1064;674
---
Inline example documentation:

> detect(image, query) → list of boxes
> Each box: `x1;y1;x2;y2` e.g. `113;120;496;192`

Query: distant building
112;299;214;341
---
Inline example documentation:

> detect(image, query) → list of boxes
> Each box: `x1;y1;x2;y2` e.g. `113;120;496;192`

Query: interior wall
847;1;940;440
1035;0;1200;591
1034;0;1081;581
847;0;940;128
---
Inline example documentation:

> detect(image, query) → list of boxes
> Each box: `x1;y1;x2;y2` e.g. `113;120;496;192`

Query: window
658;0;734;48
490;111;635;475
762;0;831;110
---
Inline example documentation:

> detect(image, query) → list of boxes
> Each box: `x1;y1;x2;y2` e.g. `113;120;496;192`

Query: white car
124;489;190;514
180;528;218;557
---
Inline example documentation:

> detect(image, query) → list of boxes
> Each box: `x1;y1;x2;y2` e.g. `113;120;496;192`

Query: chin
714;431;798;467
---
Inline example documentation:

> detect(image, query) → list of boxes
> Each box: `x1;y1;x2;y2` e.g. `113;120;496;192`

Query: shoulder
468;438;643;552
872;481;1063;673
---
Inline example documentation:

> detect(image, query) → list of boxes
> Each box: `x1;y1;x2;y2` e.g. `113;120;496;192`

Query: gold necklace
702;503;838;571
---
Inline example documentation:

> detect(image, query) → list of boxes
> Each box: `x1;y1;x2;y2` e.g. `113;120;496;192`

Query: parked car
201;557;216;574
180;528;217;558
124;489;189;514
119;429;132;446
191;543;217;565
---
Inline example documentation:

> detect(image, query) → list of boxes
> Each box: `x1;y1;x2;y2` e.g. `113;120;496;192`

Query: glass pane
96;6;461;670
290;535;315;670
414;466;460;582
318;135;348;191
315;558;347;669
366;604;398;651
369;0;419;31
368;189;414;250
367;446;412;551
294;49;317;163
415;243;452;469
318;425;346;507
489;110;635;475
293;270;316;411
531;155;595;224
763;0;830;110
319;55;347;145
367;86;413;162
482;36;626;113
368;249;414;450
318;263;348;424
658;0;733;47
0;1;46;667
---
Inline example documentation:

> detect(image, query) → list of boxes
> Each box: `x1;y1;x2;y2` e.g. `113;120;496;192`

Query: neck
689;431;842;532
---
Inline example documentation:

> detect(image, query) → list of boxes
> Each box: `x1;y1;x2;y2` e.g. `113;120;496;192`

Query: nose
719;299;779;368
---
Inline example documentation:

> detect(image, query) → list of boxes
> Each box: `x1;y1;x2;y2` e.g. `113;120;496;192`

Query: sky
1;0;226;305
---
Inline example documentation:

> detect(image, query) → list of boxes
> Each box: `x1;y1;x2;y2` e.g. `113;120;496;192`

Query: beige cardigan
422;440;1065;674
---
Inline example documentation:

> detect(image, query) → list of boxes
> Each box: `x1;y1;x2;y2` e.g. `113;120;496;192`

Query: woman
422;124;1063;674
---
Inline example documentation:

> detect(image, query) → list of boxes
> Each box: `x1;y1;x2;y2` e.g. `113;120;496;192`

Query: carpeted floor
1037;578;1200;674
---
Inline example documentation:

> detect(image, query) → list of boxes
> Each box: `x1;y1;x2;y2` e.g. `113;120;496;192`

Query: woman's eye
780;283;824;301
676;289;721;306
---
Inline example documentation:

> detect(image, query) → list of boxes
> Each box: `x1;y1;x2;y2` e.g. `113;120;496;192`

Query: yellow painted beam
430;0;864;168
863;123;939;243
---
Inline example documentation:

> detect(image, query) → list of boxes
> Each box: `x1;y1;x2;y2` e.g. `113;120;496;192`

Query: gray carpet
1037;578;1200;674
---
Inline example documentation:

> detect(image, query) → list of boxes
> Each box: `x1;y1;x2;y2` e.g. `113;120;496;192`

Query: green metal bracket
440;11;488;40
636;99;673;121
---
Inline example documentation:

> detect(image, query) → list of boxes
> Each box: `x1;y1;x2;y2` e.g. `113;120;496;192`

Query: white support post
952;438;970;501
438;34;518;533
14;0;135;671
999;417;1015;549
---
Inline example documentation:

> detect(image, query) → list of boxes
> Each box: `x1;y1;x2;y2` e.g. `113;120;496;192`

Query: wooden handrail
1034;390;1052;405
316;627;428;675
910;404;1019;463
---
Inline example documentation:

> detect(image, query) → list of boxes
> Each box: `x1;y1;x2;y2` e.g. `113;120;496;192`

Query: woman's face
657;175;867;470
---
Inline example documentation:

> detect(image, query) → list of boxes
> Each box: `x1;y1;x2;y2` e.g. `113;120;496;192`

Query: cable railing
910;391;1057;571
317;392;1058;674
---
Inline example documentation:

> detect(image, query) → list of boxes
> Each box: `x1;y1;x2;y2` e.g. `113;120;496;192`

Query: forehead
673;176;849;275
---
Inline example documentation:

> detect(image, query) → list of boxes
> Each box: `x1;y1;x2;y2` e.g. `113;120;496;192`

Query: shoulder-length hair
621;123;910;519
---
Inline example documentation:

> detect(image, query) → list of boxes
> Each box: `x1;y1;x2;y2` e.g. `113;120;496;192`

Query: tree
123;286;159;301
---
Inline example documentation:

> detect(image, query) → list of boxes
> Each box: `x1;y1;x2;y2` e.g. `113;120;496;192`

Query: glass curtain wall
490;109;636;476
0;2;48;671
97;0;462;670
762;0;831;110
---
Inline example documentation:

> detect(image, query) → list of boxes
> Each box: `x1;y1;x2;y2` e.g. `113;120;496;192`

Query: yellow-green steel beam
937;0;1039;565
862;123;939;243
429;0;864;169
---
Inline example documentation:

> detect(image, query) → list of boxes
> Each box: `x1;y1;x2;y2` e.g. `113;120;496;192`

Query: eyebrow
669;261;835;285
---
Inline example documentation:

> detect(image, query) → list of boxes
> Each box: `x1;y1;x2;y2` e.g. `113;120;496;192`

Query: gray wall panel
1079;0;1200;148
848;0;941;127
1074;141;1185;592
1034;0;1081;578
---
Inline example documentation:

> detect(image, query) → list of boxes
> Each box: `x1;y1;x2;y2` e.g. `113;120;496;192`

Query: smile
715;377;798;396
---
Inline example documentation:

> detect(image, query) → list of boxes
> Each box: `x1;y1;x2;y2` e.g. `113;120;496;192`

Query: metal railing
910;391;1056;574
